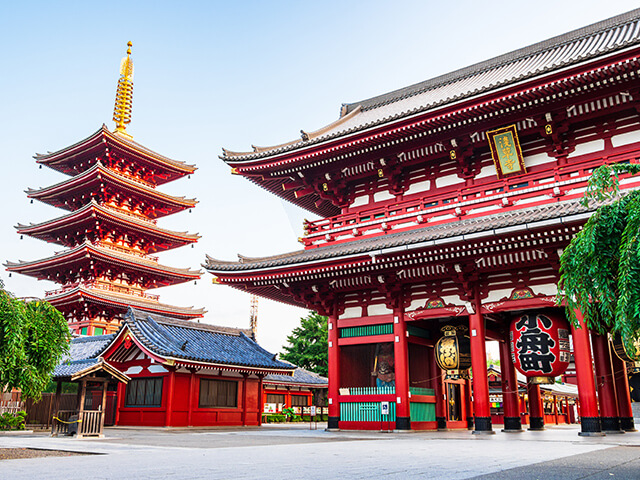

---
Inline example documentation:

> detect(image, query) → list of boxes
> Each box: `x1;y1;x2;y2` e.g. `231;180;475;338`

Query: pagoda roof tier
16;200;200;252
6;241;202;288
27;162;197;218
46;285;205;320
35;125;196;185
205;197;594;306
218;9;640;217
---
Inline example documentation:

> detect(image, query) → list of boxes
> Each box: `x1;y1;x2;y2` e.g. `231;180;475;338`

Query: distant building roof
265;367;328;388
53;334;118;380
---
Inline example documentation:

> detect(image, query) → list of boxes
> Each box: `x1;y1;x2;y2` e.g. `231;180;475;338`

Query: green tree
281;312;328;376
0;286;70;400
559;163;640;349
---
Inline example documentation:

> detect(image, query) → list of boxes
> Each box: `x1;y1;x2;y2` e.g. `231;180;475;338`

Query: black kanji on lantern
515;314;556;374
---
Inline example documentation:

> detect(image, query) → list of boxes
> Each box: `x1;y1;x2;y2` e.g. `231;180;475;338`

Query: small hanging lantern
510;311;570;384
435;325;471;379
611;333;640;363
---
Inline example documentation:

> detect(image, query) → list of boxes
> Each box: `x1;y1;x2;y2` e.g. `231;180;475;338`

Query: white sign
310;406;316;416
381;401;390;416
264;403;276;413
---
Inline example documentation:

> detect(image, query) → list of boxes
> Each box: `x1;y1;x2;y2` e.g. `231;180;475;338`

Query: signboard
487;124;526;179
263;403;276;414
381;401;390;416
310;406;316;416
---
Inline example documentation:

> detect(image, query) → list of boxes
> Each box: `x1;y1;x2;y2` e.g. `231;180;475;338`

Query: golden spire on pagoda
113;41;134;138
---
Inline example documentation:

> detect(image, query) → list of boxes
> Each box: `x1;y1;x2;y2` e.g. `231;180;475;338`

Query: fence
0;400;25;414
24;393;77;428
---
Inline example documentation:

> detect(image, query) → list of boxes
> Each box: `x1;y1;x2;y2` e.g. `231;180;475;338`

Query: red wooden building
206;10;640;435
6;43;204;334
54;308;295;428
263;367;328;415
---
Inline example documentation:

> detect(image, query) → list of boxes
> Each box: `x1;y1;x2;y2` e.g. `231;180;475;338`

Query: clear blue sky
0;1;637;354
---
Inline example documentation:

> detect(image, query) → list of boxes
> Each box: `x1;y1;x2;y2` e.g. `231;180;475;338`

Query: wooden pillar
592;332;623;433
527;382;545;430
78;379;87;437
99;379;108;436
392;303;411;430
571;312;603;435
468;286;494;434
554;396;559;425
499;339;522;432
165;369;175;427
611;350;636;431
430;349;447;430
327;308;340;430
187;368;196;426
258;374;265;425
241;373;249;426
52;381;62;423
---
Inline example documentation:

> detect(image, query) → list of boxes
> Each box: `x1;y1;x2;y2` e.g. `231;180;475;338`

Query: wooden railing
0;400;24;415
52;409;103;437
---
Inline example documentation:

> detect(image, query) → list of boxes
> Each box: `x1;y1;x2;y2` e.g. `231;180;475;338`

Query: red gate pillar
393;304;411;430
469;287;494;434
430;349;447;430
499;339;522;432
527;382;545;430
592;333;623;433
571;312;603;435
611;350;636;431
327;309;340;431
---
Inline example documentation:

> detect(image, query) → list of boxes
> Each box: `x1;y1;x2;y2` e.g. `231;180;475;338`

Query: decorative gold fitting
529;376;555;385
211;276;221;284
545;124;553;135
449;150;457;160
322;183;328;192
377;168;384;178
230;167;239;175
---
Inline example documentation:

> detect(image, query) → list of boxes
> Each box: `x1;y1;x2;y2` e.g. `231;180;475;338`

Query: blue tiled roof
119;308;294;373
53;335;116;379
265;367;328;387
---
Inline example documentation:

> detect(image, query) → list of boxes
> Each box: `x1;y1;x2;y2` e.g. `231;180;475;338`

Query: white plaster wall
350;195;369;208
531;283;558;296
340;306;362;319
513;195;553;206
404;180;431;196
611;129;640;148
475;163;497;180
368;303;393;315
373;191;395;203
435;174;465;188
484;288;515;303
524;152;555;168
567;139;605;158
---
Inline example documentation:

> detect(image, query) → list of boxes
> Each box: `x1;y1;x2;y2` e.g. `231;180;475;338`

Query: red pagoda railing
45;282;160;301
96;241;159;262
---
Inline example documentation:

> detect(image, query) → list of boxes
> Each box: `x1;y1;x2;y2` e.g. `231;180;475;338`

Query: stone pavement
1;424;639;479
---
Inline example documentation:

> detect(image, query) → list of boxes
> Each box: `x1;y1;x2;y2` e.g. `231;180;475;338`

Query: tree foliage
559;163;640;348
0;286;70;400
281;312;328;377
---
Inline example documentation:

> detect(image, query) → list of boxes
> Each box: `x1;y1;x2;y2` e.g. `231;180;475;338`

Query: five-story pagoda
6;42;204;335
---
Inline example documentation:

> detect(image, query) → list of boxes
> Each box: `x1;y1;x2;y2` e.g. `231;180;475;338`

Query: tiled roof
265;367;328;387
118;308;294;372
222;9;640;161
205;198;592;272
53;335;115;379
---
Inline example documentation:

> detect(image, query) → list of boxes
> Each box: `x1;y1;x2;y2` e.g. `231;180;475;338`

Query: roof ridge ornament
113;41;134;139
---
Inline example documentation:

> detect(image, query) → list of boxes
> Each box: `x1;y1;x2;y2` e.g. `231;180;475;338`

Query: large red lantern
510;312;570;384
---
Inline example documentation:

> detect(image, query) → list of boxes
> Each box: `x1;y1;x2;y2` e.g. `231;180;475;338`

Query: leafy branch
560;163;640;350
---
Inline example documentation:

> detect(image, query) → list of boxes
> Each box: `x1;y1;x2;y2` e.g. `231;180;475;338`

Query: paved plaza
1;424;640;479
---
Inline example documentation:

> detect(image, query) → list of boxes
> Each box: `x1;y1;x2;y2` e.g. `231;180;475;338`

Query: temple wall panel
567;140;606;159
367;303;393;316
611;128;640;147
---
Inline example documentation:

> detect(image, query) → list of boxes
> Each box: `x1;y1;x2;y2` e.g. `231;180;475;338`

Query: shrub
0;411;27;430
